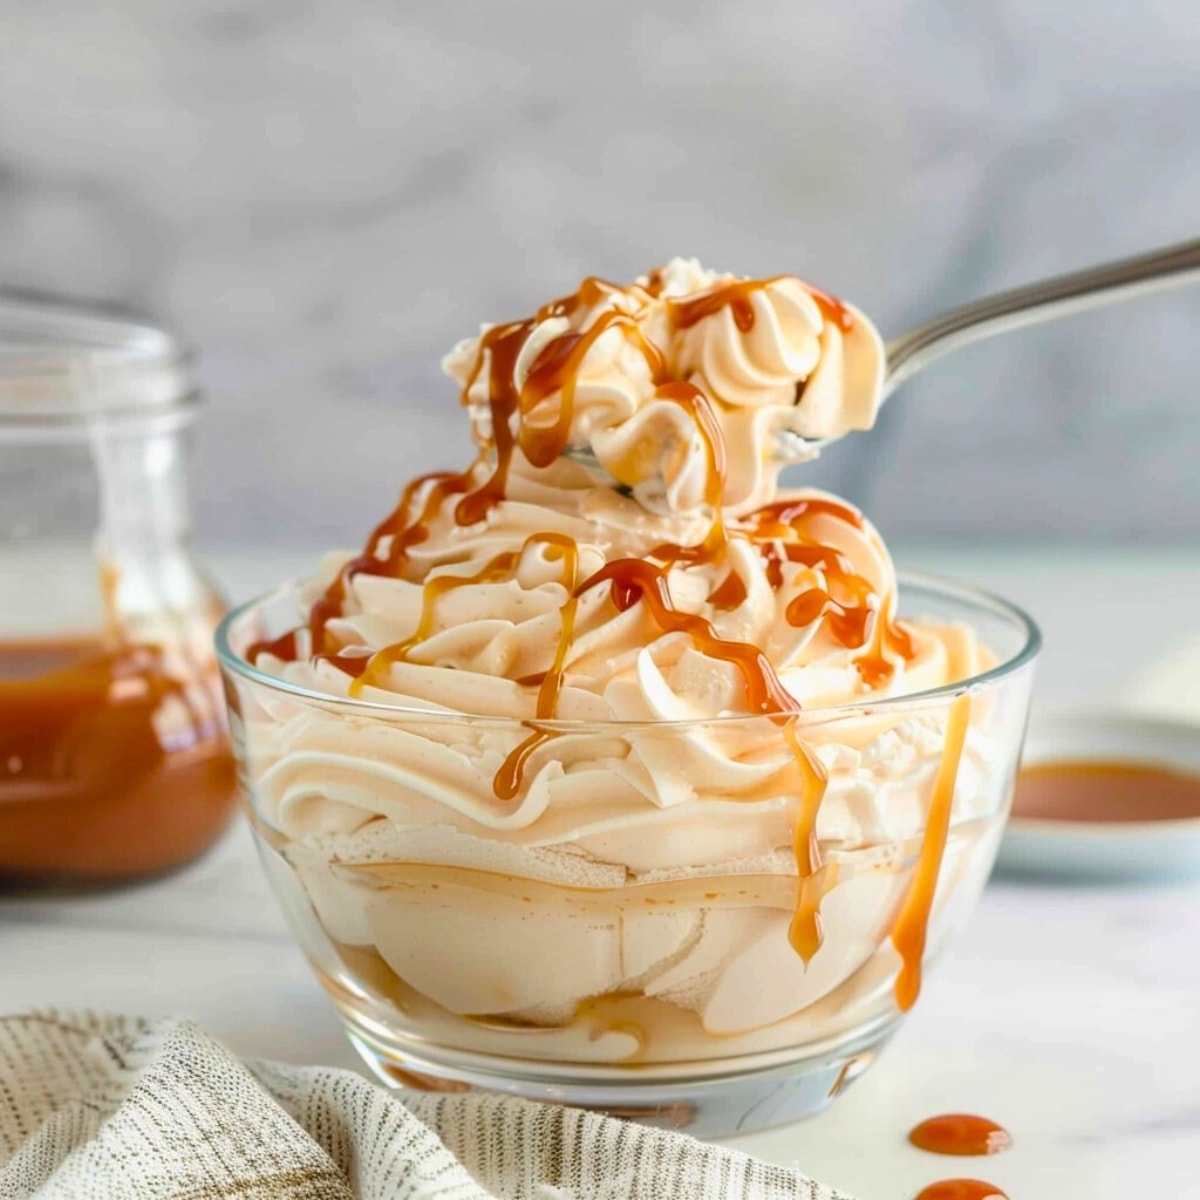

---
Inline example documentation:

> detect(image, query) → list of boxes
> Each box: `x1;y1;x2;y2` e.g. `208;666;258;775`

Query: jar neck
83;412;227;648
89;413;197;559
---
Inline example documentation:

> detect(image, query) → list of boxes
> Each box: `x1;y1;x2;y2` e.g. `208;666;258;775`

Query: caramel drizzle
738;497;915;686
667;275;855;334
892;693;972;1011
494;534;580;801
576;558;799;718
646;380;728;566
784;727;831;962
346;531;580;796
347;549;520;696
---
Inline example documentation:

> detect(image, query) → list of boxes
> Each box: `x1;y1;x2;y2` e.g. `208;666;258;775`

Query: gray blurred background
1;0;1197;552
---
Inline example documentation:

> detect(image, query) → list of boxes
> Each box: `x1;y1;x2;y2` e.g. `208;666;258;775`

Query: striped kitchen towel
0;1011;852;1200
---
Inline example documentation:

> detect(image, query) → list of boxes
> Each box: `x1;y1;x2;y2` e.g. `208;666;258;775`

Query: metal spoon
779;235;1200;458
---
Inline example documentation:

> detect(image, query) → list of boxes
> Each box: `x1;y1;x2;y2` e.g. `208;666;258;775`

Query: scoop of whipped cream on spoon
777;234;1200;460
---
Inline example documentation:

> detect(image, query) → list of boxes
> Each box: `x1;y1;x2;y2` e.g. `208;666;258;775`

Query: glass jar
0;298;237;887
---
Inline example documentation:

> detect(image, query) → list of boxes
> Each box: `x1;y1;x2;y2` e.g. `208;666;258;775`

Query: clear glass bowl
217;573;1039;1135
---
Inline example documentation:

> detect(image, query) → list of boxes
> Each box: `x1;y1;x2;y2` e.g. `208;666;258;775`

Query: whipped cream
240;260;1009;1065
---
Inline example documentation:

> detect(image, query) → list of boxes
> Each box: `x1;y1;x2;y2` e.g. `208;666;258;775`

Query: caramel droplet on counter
909;1114;1012;1156
1013;760;1200;823
914;1180;1008;1200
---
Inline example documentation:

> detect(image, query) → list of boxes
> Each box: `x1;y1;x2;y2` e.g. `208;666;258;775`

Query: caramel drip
518;310;668;471
578;558;799;717
784;727;831;962
738;497;916;682
454;319;534;528
892;693;971;1010
785;585;874;649
914;1182;1007;1200
248;628;297;665
909;1115;1012;1157
493;725;554;803
333;471;473;646
669;278;773;333
744;495;866;532
667;275;855;334
348;550;521;696
533;534;580;719
709;570;749;610
645;380;730;575
246;469;470;666
494;532;580;800
517;310;623;469
641;267;666;298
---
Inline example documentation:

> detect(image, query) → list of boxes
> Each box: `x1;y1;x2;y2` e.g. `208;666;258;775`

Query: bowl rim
215;568;1042;729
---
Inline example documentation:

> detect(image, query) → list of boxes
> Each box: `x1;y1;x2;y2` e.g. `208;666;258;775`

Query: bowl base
340;1011;898;1138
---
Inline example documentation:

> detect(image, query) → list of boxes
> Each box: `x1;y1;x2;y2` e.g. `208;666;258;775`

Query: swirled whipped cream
243;259;1002;1062
256;258;964;721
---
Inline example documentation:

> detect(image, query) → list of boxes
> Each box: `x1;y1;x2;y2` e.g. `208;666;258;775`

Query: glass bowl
217;572;1039;1136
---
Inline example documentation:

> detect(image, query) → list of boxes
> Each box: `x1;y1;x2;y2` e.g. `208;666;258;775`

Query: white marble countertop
4;543;1199;1200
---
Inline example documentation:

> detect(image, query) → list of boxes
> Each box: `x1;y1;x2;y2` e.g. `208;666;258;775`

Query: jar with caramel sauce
0;300;236;887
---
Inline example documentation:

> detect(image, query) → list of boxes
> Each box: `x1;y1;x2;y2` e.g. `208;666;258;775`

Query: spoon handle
883;237;1200;399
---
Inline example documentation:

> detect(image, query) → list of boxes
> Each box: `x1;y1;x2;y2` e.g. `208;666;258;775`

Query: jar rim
0;296;198;426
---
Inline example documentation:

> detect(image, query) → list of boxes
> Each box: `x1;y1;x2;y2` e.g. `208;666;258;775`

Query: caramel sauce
577;557;799;717
709;570;748;610
348;549;521;696
493;726;554;803
1013;760;1200;823
914;1181;1007;1200
739;497;915;686
644;380;730;571
0;638;236;883
909;1114;1012;1156
891;693;971;1010
785;586;874;650
785;729;832;962
667;276;855;334
494;533;580;799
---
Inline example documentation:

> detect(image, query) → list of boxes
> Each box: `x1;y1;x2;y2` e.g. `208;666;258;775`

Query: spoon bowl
784;234;1200;459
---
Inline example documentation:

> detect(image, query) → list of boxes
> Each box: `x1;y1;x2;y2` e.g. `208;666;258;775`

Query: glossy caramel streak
891;693;971;1011
784;726;832;962
578;558;799;716
667;276;855;334
493;533;581;801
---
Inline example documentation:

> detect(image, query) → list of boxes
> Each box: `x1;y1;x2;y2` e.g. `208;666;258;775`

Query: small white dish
995;710;1200;881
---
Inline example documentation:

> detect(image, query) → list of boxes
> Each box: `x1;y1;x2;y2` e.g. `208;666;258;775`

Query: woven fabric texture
0;1012;853;1200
